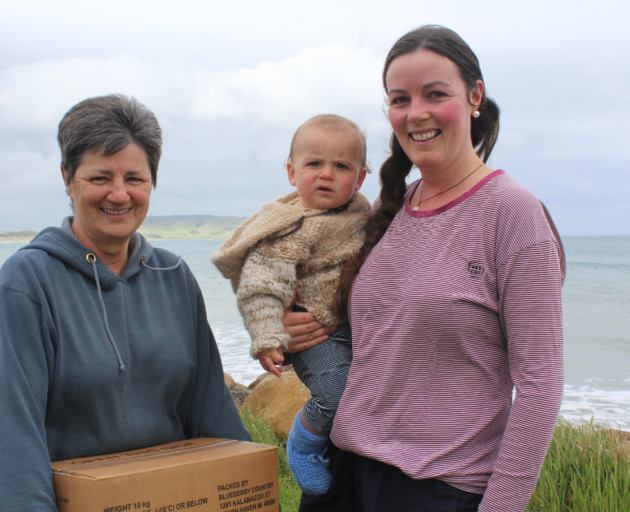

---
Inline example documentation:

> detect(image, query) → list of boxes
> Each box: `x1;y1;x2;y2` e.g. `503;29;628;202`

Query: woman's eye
428;90;447;99
390;96;408;105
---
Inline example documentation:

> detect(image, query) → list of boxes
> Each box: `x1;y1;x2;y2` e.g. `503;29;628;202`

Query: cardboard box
52;438;279;512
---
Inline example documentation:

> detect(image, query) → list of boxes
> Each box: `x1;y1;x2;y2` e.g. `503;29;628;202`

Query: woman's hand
282;308;335;354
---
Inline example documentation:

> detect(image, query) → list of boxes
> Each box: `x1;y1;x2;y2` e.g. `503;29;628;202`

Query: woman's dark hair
58;94;162;186
334;25;500;318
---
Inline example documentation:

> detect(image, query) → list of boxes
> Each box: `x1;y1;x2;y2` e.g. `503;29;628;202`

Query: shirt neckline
405;169;506;218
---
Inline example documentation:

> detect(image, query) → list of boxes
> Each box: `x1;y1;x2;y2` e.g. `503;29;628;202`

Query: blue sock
287;410;332;495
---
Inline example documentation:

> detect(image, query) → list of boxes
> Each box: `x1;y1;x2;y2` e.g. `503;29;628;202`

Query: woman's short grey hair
58;94;162;186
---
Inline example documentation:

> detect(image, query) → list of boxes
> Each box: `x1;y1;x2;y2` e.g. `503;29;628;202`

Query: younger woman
291;26;565;512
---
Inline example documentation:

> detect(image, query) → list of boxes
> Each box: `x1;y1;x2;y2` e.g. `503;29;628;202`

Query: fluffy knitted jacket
212;191;371;359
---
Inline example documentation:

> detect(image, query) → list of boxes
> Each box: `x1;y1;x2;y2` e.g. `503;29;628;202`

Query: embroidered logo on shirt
468;261;485;278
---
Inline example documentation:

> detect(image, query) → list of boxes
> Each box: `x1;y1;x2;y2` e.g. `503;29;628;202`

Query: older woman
286;26;565;512
0;94;250;511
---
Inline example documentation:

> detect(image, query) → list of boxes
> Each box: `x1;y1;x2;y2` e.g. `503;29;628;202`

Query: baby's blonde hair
288;114;370;172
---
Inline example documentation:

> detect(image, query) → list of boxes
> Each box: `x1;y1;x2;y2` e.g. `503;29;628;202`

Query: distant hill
0;230;38;242
138;215;245;240
1;216;245;243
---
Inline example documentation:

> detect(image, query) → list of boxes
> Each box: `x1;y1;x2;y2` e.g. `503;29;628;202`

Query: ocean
1;236;629;429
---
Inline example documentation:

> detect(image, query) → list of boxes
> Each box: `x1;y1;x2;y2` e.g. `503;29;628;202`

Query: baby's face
287;126;367;210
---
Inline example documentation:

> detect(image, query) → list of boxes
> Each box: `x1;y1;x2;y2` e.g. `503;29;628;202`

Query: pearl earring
472;111;480;118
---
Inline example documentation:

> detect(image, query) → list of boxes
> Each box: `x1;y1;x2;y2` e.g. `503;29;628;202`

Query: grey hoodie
0;219;250;511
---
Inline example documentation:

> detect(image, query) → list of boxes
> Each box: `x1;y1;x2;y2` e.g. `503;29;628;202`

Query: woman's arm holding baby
246;290;332;375
282;307;334;353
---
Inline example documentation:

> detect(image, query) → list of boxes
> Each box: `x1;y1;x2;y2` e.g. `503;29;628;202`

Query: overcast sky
1;0;628;235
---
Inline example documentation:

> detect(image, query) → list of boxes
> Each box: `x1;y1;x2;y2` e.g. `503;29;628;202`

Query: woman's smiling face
385;49;483;173
64;142;152;251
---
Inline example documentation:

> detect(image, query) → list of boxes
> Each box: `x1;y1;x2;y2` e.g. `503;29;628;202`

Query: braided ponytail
333;134;412;318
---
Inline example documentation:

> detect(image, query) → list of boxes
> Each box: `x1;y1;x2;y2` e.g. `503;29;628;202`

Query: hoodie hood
21;217;179;372
24;217;154;288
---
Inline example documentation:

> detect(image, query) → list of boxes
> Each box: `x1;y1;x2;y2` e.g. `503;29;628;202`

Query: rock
224;372;250;406
244;371;311;438
224;372;237;390
230;387;252;407
247;365;294;391
247;372;275;391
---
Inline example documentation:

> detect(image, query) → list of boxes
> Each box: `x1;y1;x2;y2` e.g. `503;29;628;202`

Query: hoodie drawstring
139;256;182;271
87;253;127;372
86;253;183;373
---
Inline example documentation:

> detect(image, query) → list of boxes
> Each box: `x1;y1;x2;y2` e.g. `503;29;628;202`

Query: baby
212;114;371;495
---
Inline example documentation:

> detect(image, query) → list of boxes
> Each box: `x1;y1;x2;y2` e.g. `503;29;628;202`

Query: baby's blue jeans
289;322;352;434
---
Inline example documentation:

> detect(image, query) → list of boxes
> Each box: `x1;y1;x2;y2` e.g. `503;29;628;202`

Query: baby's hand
258;348;285;378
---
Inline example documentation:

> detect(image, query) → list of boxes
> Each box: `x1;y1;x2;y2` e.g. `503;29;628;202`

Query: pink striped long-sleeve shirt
331;170;565;512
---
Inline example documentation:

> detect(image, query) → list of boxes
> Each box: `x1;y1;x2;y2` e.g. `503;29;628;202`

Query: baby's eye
306;161;321;167
335;163;349;170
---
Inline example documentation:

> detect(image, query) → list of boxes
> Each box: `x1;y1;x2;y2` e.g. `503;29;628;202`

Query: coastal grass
527;419;630;512
240;407;301;511
240;410;630;512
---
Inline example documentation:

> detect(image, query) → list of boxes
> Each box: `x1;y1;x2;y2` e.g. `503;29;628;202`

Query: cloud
0;42;385;135
0;145;69;231
0;54;182;136
189;42;384;128
0;43;390;231
0;18;628;235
